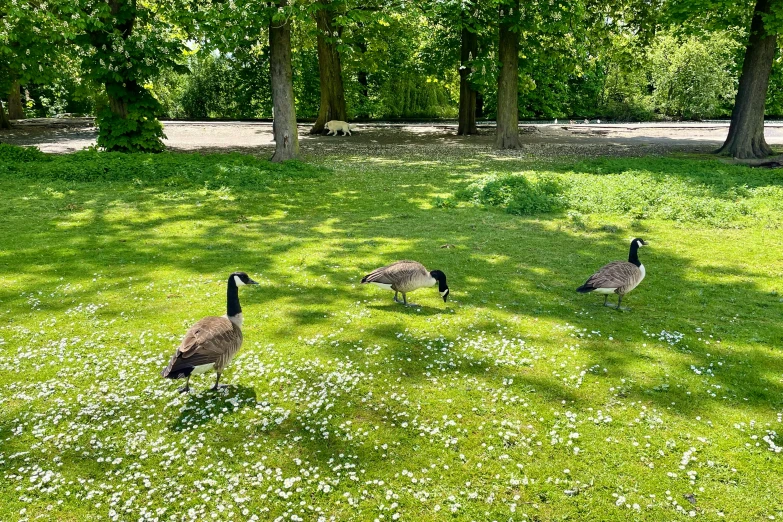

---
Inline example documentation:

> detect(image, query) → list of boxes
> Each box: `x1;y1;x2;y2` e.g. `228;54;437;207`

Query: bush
453;158;783;228
457;173;566;215
650;32;739;120
0;145;325;188
0;143;48;163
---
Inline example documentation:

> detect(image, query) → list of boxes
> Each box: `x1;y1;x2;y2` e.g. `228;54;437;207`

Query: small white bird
554;118;558;124
597;118;602;124
584;118;590;124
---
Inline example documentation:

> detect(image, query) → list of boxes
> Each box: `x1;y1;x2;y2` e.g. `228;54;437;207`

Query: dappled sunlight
1;150;782;521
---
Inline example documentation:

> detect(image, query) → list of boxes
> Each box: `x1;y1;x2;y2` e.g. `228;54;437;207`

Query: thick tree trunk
495;0;521;149
310;7;347;134
8;80;24;120
457;21;478;136
0;101;11;130
716;0;777;159
356;36;370;119
269;7;299;162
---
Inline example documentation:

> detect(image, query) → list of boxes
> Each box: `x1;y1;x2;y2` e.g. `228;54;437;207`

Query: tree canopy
1;0;782;157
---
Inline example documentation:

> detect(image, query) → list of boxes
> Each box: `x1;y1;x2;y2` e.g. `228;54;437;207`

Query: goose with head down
361;260;449;306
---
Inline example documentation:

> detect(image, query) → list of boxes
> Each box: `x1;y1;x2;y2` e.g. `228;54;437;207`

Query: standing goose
161;272;258;393
361;260;449;305
576;238;647;310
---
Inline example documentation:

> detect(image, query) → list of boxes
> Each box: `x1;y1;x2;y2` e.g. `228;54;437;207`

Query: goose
161;272;258;393
576;238;647;310
361;260;449;306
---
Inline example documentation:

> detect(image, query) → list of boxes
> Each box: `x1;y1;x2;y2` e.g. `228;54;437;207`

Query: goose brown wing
362;260;426;285
582;261;639;290
163;317;237;375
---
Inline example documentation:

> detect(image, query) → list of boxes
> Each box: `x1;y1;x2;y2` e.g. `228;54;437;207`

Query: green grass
1;146;782;521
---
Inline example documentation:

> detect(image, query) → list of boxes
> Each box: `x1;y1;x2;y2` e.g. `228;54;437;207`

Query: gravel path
4;118;783;157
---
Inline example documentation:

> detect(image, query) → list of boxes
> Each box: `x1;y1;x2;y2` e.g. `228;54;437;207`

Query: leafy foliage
0;145;324;187
650;31;740;119
454;157;783;227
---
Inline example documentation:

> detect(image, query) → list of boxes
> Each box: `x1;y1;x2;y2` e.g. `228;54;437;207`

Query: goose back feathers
161;316;243;378
362;260;449;303
576;239;647;308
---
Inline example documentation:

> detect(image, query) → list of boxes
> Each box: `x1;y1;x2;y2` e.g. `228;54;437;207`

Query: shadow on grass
170;384;258;432
1;152;781;428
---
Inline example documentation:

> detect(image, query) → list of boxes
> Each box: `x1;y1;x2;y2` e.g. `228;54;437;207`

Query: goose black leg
394;291;400;303
603;295;609;307
211;373;227;391
615;295;630;312
178;376;190;394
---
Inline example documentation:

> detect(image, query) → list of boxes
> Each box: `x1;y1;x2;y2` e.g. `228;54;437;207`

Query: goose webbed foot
178;376;190;394
211;374;228;392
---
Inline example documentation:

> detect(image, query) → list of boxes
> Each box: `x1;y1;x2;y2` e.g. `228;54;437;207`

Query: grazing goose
576;238;647;310
361;260;449;306
161;272;258;393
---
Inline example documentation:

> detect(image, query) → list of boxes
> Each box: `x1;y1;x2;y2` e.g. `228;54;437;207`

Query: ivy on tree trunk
495;0;522;149
270;5;299;162
717;0;778;159
310;7;347;134
8;80;24;120
457;20;478;136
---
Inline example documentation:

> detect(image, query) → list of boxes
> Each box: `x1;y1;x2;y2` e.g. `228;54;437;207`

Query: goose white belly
192;363;215;375
370;282;393;290
593;287;617;295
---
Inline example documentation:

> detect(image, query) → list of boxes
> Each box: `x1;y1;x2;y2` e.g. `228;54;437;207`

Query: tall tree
311;3;348;134
270;5;300;161
62;0;184;152
8;81;24;119
716;0;780;159
495;0;522;149
457;7;479;135
0;102;9;129
0;0;65;129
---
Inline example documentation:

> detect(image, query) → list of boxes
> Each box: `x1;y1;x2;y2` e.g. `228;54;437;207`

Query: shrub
0;143;47;163
0;146;325;188
457;173;566;215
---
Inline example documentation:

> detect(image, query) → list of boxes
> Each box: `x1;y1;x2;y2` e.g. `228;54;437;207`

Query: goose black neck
430;270;448;292
628;243;641;267
227;277;241;317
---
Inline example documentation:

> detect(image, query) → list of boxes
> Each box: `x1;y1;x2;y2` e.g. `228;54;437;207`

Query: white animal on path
325;120;354;136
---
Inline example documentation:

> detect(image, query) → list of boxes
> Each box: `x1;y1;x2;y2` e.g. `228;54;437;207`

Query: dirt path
4;118;783;157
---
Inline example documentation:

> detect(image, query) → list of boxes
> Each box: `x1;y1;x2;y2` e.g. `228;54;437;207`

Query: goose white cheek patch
234;276;246;286
440;289;449;297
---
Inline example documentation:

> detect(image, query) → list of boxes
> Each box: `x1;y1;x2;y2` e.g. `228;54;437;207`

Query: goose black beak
248;279;259;285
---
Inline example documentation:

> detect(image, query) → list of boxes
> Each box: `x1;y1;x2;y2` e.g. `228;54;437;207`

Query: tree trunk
457;20;478;136
269;6;299;162
356;36;370;119
310;7;347;134
8;80;24;120
0;101;11;130
495;0;521;149
716;0;777;159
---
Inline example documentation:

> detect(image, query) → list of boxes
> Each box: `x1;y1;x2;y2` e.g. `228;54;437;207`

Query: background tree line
1;0;782;158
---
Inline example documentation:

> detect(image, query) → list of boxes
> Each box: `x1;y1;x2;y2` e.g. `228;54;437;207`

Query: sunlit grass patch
0;146;781;521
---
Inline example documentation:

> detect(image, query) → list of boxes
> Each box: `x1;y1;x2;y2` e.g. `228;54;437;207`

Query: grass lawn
1;144;782;521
